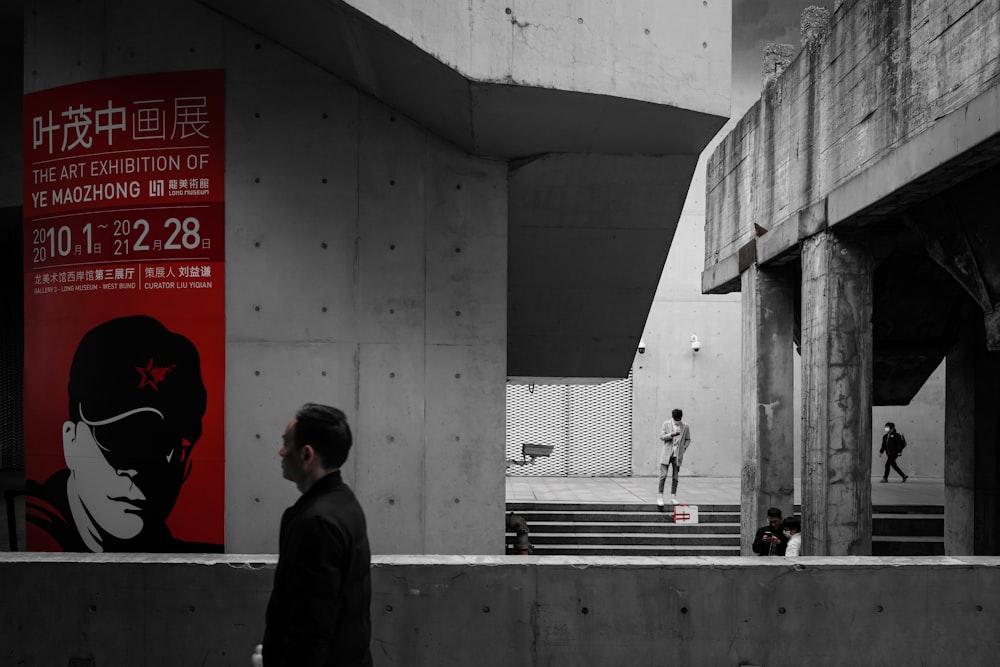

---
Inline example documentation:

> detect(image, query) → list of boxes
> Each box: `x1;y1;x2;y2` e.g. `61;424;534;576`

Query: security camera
690;334;701;352
638;339;646;355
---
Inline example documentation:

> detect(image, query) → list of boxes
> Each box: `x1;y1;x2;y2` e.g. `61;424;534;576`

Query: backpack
897;432;907;452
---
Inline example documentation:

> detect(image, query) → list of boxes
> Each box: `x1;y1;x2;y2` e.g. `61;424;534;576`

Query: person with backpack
879;421;909;483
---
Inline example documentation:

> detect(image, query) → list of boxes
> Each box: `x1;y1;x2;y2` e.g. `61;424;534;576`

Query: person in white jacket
656;408;692;506
782;516;802;556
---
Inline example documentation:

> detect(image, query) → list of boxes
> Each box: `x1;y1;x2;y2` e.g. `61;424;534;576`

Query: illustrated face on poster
28;315;214;552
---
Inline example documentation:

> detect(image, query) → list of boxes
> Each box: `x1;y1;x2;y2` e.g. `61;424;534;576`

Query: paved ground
506;475;944;506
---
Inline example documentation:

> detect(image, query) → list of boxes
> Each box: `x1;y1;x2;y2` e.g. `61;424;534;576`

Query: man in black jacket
262;403;372;667
751;507;787;556
879;421;909;483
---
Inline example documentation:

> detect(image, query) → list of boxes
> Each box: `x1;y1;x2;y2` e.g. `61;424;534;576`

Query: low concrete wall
2;554;998;666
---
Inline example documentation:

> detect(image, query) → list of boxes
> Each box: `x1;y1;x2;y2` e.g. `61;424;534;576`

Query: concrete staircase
506;502;944;556
872;505;945;556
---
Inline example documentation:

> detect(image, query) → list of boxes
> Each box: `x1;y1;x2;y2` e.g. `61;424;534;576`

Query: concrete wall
26;0;506;555
871;360;945;478
3;553;999;666
706;0;1000;267
345;0;731;117
632;152;742;477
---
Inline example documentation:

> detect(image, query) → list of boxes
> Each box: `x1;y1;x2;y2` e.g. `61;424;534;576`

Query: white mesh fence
505;373;632;476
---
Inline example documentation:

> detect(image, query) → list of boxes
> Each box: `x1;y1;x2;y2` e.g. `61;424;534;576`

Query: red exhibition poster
22;70;225;552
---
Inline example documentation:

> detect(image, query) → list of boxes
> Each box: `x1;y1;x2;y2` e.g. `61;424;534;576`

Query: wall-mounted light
638;338;646;354
690;334;701;352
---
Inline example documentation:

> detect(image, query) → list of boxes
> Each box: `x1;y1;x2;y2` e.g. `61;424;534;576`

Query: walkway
506;475;945;506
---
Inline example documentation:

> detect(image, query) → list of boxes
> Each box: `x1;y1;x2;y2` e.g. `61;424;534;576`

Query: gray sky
732;0;830;112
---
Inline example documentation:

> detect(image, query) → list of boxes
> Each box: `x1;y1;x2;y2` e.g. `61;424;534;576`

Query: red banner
23;70;225;552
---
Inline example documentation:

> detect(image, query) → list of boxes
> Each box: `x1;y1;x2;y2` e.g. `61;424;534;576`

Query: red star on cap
136;358;176;390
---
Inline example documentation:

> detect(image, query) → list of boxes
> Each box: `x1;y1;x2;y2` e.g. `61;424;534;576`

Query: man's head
671;409;683;421
766;507;783;530
782;515;801;536
62;316;206;543
280;403;352;492
885;421;895;433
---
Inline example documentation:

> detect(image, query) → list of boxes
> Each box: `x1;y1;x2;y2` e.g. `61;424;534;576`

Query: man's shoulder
293;484;366;525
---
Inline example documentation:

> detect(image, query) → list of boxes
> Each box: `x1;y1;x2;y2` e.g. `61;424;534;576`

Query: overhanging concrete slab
509;153;699;378
199;0;730;380
200;0;729;160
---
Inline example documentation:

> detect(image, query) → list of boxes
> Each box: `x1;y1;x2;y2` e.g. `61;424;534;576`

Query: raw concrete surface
740;264;796;549
25;0;508;556
193;0;733;382
0;552;996;666
209;0;731;117
800;232;874;555
706;0;1000;271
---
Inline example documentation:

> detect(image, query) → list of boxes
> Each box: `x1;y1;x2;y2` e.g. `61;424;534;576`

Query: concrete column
800;231;873;556
945;336;975;555
973;348;1000;554
740;264;795;555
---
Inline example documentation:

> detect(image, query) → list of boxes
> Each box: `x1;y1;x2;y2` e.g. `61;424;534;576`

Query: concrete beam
829;82;1000;227
701;252;741;295
755;215;799;266
800;231;873;556
705;198;827;294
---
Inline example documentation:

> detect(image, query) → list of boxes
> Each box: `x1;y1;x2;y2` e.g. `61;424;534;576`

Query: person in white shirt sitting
782;515;802;557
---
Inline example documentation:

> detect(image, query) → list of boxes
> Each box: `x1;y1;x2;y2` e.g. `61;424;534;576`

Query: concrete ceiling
871;248;968;405
839;161;1000;406
200;0;727;381
868;161;1000;404
786;241;967;407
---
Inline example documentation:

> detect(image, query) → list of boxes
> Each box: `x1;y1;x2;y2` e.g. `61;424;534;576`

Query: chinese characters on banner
22;70;225;552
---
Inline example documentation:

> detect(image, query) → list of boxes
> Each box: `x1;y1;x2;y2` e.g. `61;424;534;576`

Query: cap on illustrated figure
67;315;207;443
